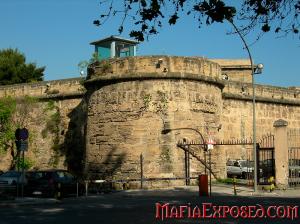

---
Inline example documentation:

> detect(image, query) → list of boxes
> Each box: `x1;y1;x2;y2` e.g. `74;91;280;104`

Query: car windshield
63;172;74;179
27;172;44;179
226;161;234;166
240;161;253;167
56;171;66;178
55;171;74;180
1;171;21;177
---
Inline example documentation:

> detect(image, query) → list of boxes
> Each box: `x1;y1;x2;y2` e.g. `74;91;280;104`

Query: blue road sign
15;128;29;141
15;140;28;151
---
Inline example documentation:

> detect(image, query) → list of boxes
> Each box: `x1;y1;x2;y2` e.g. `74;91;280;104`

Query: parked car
0;171;27;185
226;160;254;179
25;169;82;197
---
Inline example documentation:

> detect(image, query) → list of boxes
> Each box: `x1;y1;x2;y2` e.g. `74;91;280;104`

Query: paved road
0;185;299;224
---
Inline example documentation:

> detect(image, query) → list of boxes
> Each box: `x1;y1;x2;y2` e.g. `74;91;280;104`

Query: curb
0;198;62;208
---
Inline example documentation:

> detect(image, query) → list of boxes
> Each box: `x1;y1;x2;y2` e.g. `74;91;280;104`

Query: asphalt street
0;185;299;224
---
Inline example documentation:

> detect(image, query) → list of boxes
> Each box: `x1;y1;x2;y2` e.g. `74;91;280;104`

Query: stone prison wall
0;56;299;189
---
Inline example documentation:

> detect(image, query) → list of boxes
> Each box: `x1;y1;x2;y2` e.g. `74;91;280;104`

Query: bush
15;157;34;170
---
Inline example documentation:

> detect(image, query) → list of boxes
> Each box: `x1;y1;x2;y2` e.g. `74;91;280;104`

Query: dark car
0;170;27;185
26;170;82;198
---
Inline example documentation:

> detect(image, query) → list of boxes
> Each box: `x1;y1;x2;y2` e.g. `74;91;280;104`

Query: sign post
206;138;215;196
15;128;29;198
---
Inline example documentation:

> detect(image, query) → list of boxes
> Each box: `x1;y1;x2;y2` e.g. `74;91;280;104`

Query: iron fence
288;129;300;188
288;147;300;188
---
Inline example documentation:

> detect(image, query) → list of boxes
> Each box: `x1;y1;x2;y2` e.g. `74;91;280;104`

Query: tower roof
90;35;139;46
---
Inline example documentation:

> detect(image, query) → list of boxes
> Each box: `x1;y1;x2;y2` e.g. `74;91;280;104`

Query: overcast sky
0;0;299;87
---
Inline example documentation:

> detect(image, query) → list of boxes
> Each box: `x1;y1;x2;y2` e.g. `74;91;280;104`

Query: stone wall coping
223;92;300;106
0;77;85;100
37;92;85;100
210;59;251;69
223;80;300;103
220;65;251;70
84;72;225;89
0;91;85;101
91;55;219;66
0;77;84;90
225;80;300;92
101;55;211;61
88;55;222;81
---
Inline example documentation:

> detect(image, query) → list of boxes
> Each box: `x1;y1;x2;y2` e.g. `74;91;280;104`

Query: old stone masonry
0;56;299;189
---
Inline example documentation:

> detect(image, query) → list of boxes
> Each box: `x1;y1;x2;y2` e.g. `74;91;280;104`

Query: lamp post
162;125;221;196
162;127;207;173
162;127;205;144
228;20;264;192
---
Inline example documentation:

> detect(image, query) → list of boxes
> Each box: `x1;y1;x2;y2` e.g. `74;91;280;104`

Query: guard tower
90;36;139;61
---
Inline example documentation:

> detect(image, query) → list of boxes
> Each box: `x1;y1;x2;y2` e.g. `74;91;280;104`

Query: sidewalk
174;183;300;198
0;196;61;208
0;183;299;207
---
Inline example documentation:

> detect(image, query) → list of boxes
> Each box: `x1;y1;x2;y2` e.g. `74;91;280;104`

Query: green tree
78;52;100;76
0;96;38;169
0;48;45;85
94;0;300;41
0;97;16;152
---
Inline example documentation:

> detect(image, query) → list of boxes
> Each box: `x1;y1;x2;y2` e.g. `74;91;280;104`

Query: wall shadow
62;88;126;180
62;98;87;175
88;146;126;180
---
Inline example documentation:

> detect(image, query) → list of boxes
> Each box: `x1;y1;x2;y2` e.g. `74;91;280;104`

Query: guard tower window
90;36;139;61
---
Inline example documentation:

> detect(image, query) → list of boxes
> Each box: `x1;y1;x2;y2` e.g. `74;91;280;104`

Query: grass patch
216;178;240;184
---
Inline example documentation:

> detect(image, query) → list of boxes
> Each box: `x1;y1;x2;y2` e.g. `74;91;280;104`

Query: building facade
0;56;299;188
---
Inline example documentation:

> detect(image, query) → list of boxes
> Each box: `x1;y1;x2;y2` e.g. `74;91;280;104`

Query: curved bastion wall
0;56;299;187
84;56;225;188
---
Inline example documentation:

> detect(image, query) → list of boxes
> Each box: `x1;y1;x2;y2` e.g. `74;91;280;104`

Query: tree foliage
94;0;300;41
0;48;45;85
78;52;100;76
0;96;38;169
0;97;16;152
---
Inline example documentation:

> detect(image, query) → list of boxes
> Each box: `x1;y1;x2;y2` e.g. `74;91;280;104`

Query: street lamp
252;63;263;192
161;127;205;144
228;20;264;192
162;125;221;196
162;127;207;172
162;127;209;194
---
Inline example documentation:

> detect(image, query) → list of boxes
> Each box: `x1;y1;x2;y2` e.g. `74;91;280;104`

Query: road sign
15;140;28;151
207;144;214;150
207;138;215;150
15;128;29;141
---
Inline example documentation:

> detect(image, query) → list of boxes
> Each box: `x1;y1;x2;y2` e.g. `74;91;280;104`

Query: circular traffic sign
15;128;29;140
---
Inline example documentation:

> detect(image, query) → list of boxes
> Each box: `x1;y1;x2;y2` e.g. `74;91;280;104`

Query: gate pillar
273;119;289;189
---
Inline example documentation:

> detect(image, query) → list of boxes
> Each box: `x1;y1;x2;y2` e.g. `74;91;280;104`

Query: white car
226;160;254;179
0;171;27;185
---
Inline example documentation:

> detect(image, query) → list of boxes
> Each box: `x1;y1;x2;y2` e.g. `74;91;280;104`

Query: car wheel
242;172;247;179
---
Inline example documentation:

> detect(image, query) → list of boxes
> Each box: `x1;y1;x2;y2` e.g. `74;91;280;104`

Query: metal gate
288;129;300;187
257;146;275;185
288;147;300;187
257;135;275;185
176;133;276;185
